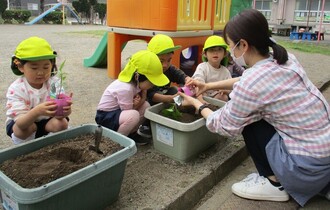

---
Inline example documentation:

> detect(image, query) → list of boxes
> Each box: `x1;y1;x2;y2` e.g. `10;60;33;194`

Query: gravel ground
0;25;330;209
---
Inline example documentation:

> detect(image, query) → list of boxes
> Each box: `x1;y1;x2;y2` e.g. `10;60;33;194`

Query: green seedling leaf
161;104;182;120
56;60;68;99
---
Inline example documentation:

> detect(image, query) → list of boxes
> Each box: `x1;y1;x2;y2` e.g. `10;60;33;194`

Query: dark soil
0;134;123;188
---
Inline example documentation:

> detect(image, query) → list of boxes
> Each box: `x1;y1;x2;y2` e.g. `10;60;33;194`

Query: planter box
145;97;226;162
0;124;137;210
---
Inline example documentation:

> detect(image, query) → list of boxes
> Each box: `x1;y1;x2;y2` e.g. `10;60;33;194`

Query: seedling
161;103;182;121
50;60;67;99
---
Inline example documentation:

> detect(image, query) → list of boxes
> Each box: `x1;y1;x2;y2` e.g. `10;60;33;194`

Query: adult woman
180;9;330;206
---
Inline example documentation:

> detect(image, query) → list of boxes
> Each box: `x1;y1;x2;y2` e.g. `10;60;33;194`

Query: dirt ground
1;25;330;209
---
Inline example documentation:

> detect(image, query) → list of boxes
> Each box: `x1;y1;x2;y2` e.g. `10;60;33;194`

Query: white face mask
230;42;247;67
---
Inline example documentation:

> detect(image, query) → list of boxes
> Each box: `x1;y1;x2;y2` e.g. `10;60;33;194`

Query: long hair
224;9;288;65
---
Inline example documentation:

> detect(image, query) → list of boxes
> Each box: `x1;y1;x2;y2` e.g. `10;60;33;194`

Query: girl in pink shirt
95;50;169;145
6;37;72;145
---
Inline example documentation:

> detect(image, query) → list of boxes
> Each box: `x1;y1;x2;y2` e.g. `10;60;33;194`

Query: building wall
259;0;329;34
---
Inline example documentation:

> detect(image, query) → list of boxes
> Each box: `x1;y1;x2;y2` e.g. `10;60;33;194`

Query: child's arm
166;65;188;85
13;101;58;130
196;93;209;104
151;92;178;104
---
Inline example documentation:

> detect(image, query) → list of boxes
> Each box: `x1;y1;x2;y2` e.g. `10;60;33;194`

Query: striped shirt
206;54;330;158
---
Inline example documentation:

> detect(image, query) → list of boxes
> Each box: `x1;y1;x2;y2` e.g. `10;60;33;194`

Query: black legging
242;119;276;177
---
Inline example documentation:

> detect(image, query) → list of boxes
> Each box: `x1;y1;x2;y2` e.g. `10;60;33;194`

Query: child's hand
214;90;229;102
133;93;142;109
60;98;73;118
35;101;58;117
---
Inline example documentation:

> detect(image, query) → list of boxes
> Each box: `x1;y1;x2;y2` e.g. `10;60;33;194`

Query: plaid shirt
206;54;330;158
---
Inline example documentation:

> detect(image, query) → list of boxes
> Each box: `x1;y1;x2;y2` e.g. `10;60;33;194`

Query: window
27;3;38;11
294;0;330;22
255;0;272;20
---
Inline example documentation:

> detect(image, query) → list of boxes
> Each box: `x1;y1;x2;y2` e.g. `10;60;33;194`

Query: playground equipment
85;0;232;79
25;1;81;25
83;32;108;67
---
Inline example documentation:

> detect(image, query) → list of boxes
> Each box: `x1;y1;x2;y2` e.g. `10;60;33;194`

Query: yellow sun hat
203;35;228;51
118;50;169;86
11;36;56;75
202;35;229;65
147;34;181;55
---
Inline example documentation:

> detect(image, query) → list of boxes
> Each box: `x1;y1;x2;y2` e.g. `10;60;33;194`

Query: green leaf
161;104;182;120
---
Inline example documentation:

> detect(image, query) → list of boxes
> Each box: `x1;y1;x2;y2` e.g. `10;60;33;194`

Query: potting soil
0;134;123;188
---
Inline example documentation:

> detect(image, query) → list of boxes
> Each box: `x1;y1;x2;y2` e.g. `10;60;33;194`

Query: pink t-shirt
6;76;61;125
97;80;140;112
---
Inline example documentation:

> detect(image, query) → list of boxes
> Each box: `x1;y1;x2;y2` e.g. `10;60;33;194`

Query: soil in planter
159;104;220;123
0;134;123;188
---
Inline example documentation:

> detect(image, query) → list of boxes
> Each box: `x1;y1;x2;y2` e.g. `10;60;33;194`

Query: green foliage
51;60;68;99
58;60;68;97
277;40;330;56
43;11;64;24
89;0;97;6
161;104;182;121
67;30;106;36
95;3;106;23
2;10;31;23
0;0;7;16
73;0;90;19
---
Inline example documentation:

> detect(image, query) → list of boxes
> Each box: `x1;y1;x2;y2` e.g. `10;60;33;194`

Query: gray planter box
0;124;136;210
145;97;226;162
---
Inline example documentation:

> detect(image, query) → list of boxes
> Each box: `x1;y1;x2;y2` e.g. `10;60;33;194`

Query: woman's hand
177;92;203;108
185;79;208;97
178;92;213;119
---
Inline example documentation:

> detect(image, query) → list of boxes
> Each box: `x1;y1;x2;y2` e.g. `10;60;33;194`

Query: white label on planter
1;190;18;210
156;124;173;147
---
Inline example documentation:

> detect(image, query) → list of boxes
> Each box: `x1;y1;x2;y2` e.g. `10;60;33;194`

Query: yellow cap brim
156;45;181;55
146;73;169;87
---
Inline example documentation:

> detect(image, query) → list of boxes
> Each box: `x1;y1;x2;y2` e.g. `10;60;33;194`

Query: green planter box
0;124;136;210
145;97;226;162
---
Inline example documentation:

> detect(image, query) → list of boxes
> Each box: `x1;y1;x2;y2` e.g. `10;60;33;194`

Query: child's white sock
11;132;36;145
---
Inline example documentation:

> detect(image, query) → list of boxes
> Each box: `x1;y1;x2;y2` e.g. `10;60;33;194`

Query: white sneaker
11;132;36;145
231;173;289;202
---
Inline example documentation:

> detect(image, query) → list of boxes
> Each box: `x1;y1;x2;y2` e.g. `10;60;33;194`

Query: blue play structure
25;2;81;25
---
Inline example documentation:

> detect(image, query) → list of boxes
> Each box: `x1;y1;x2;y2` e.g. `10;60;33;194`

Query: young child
147;34;192;105
192;35;232;102
6;36;72;145
95;50;169;145
137;34;192;138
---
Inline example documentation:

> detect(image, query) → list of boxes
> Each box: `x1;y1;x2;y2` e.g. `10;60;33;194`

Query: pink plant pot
178;86;195;97
47;94;71;116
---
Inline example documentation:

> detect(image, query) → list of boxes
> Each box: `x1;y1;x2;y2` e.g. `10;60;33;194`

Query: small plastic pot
178;86;195;97
47;94;71;116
